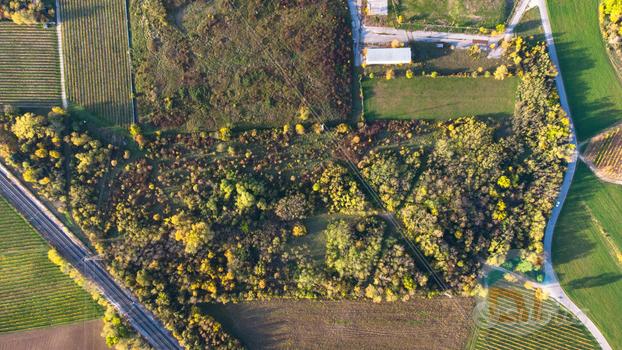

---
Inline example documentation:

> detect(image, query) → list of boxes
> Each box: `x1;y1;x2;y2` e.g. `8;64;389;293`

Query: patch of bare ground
0;320;106;350
205;297;475;350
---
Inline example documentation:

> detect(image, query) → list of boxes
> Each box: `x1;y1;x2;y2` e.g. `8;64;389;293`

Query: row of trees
48;248;151;349
600;0;622;61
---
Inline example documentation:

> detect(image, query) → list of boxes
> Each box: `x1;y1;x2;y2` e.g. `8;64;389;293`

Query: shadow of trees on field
565;273;622;290
69;100;134;126
60;3;103;22
516;20;541;35
552;164;598;267
203;303;289;350
554;32;622;140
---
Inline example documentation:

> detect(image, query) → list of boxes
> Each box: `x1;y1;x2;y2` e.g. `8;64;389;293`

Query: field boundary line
55;0;68;109
122;0;138;124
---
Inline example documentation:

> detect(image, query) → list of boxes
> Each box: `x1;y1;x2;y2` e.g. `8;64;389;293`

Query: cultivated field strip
584;125;622;181
0;198;102;333
471;283;599;350
59;0;134;125
0;22;62;109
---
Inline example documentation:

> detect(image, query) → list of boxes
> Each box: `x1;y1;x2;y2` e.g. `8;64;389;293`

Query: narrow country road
349;0;612;348
528;1;611;349
0;163;182;350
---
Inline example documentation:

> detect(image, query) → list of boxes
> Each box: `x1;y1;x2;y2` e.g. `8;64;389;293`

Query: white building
367;0;388;16
364;47;412;65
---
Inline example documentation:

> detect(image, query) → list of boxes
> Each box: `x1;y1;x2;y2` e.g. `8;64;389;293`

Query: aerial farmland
0;0;621;349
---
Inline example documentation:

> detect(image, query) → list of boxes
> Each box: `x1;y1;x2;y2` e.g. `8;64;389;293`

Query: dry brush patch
206;298;475;350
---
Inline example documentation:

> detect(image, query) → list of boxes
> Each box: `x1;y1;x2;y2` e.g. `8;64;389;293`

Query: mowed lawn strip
552;163;622;349
396;0;511;28
363;76;518;120
0;197;102;333
548;0;622;141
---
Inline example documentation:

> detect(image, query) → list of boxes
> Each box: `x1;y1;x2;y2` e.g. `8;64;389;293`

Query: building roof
364;47;412;65
367;0;388;15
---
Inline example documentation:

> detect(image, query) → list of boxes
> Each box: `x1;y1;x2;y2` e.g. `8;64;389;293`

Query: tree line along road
0;164;182;350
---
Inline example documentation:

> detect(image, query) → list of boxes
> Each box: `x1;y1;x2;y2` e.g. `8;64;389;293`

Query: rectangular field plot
0;22;62;109
363;76;518;121
395;0;513;28
0;197;102;333
206;297;475;350
59;0;134;125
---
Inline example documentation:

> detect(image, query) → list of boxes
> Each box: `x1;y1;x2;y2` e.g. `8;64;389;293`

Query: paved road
346;0;363;66
0;164;182;350
536;0;612;348
350;0;613;347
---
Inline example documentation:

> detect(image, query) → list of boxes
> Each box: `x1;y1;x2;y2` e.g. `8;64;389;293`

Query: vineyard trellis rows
585;126;622;180
0;197;102;333
0;22;62;109
58;0;134;125
471;282;600;350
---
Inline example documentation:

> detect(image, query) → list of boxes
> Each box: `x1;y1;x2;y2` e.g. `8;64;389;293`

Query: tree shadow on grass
565;273;622;290
552;165;599;266
554;34;622;140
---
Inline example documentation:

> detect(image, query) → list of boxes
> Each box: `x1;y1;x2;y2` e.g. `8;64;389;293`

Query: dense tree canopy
0;0;54;24
0;37;573;349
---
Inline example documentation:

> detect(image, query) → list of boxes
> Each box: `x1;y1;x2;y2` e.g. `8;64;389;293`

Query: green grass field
552;163;622;349
549;0;622;141
394;0;511;28
0;22;62;109
363;76;518;120
515;7;544;44
59;0;134;125
0;197;102;333
547;1;622;348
